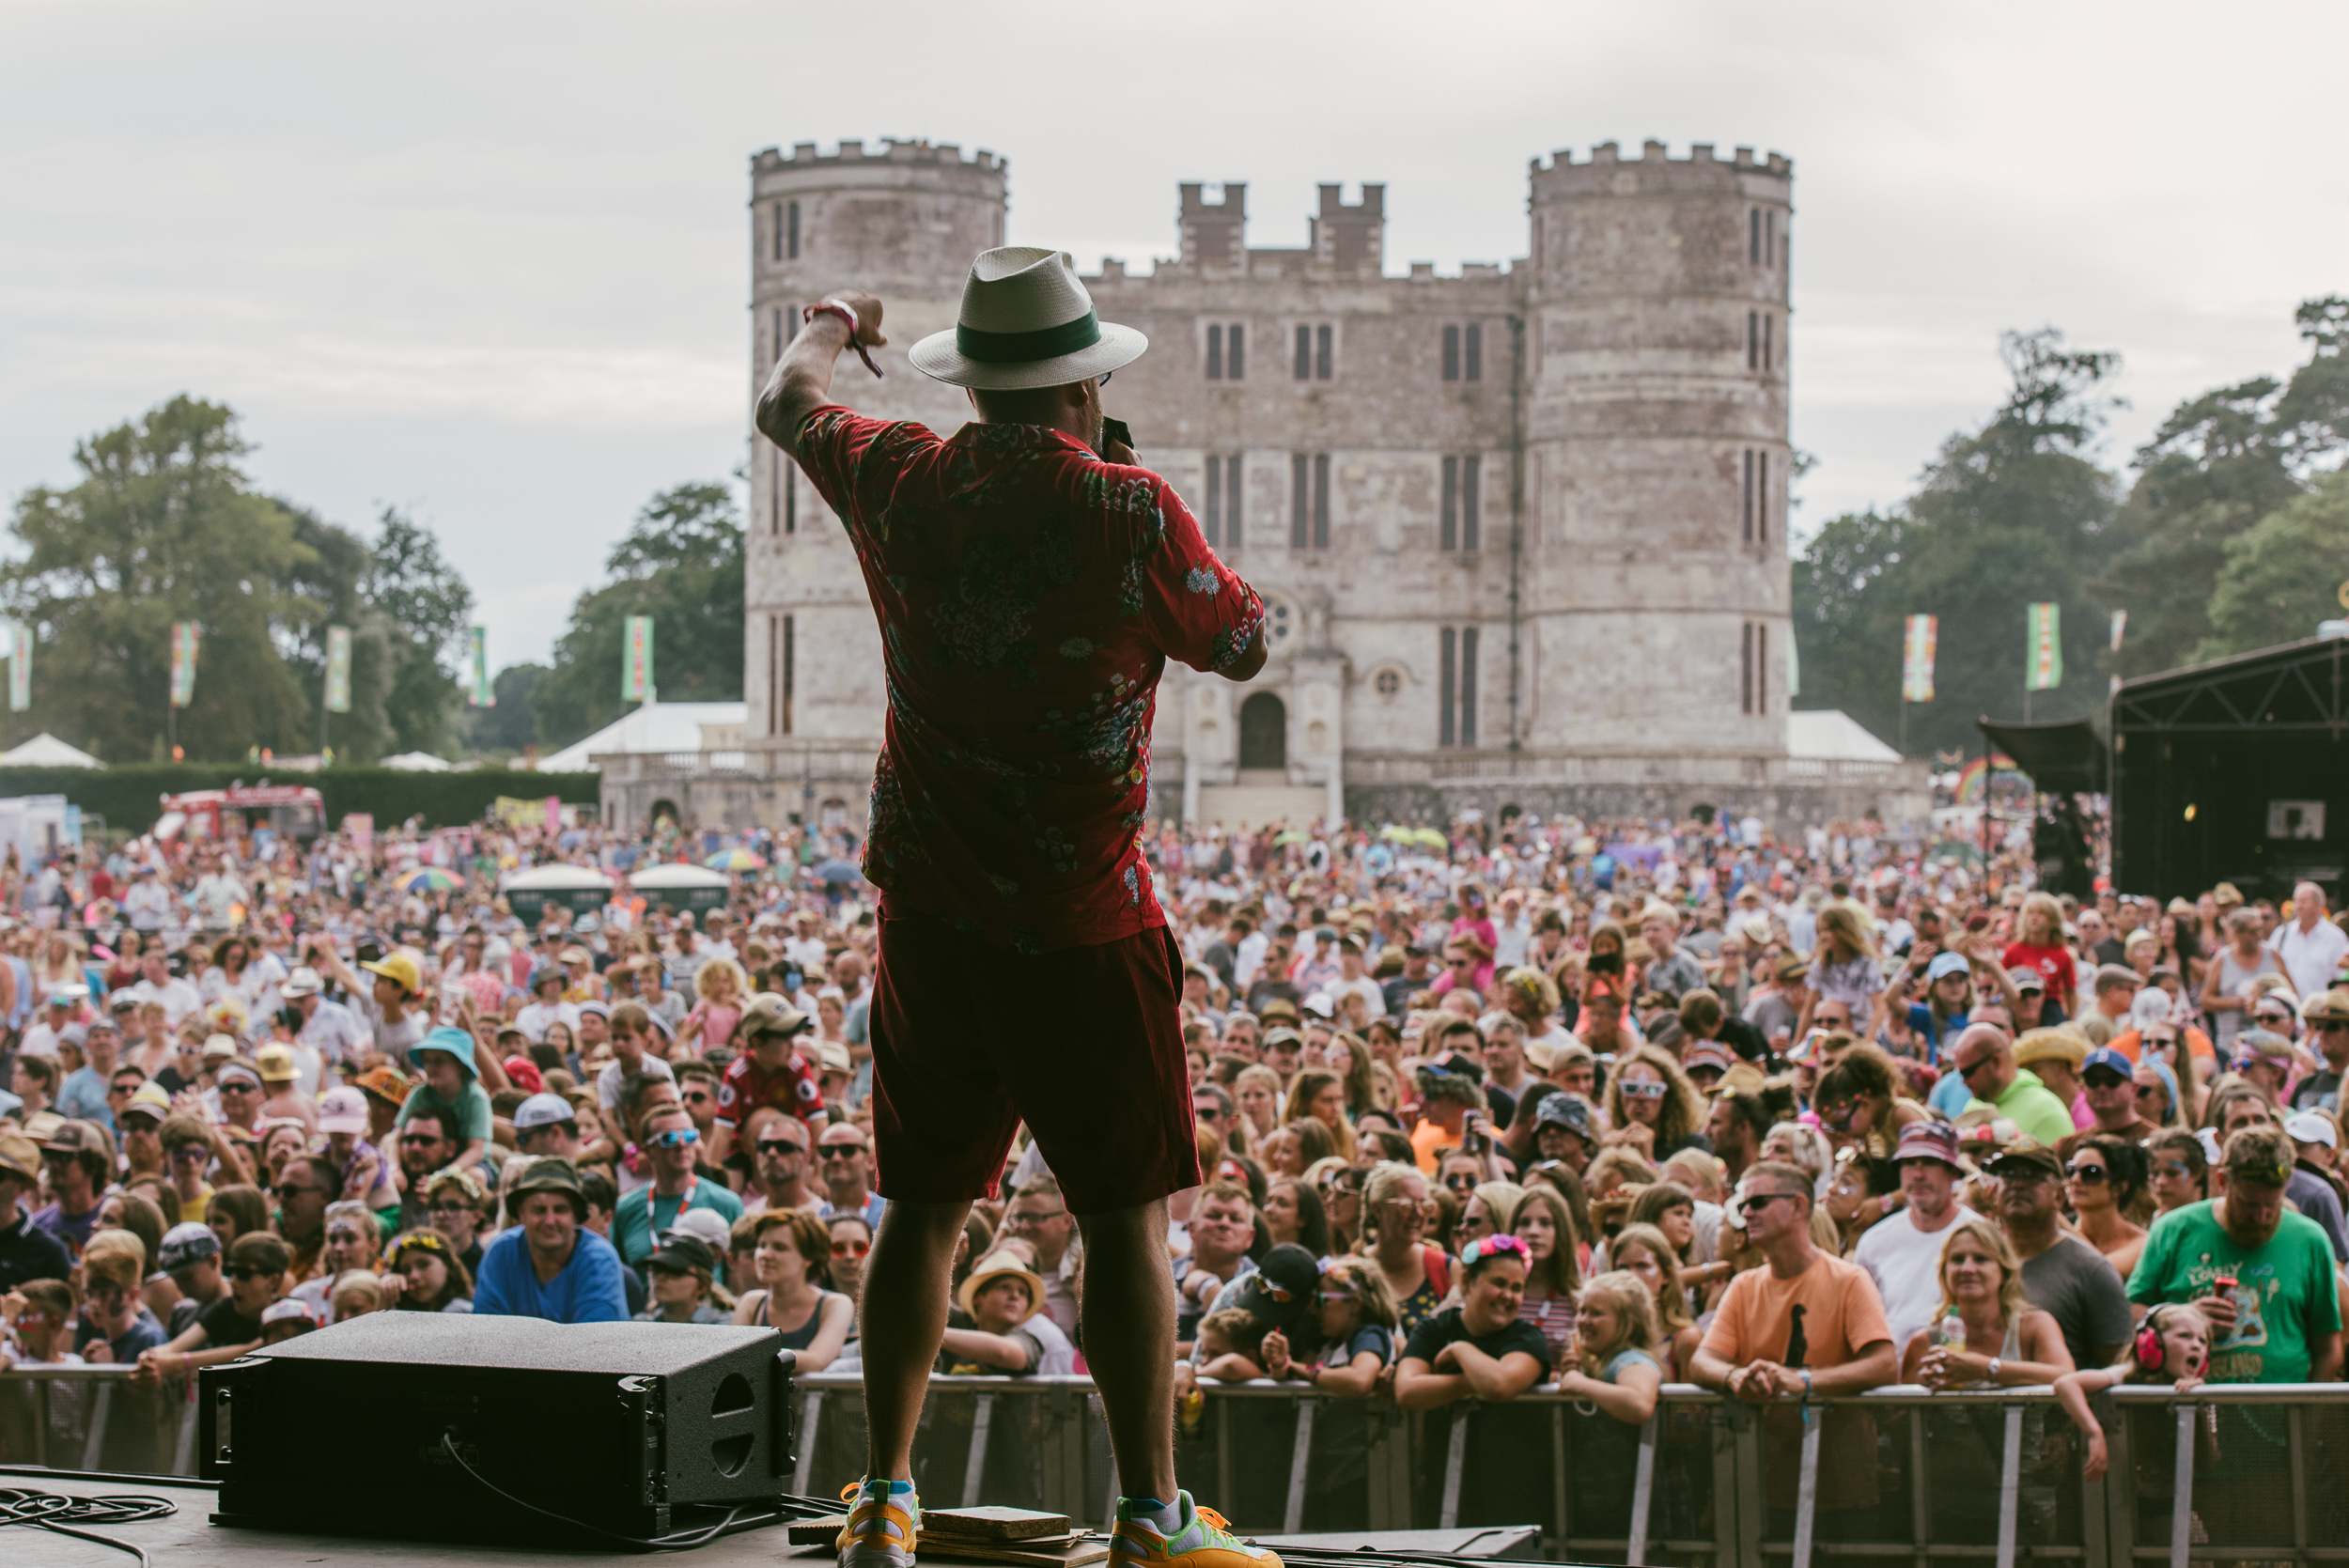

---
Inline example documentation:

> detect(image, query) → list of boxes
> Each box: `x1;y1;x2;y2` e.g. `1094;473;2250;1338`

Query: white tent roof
0;733;102;768
537;702;747;773
1787;709;1903;764
380;752;453;772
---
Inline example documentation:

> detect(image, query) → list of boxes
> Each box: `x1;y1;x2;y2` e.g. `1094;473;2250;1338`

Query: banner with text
2027;602;2062;691
169;622;200;708
324;626;352;713
1901;614;1937;703
621;615;654;703
7;622;26;713
468;627;493;707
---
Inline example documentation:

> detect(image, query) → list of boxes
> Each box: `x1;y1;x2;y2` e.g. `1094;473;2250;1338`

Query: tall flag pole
2026;602;2061;722
1900;613;1937;755
622;616;655;707
468;627;494;707
168;621;199;760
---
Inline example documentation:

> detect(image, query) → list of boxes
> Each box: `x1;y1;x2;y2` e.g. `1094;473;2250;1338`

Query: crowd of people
0;804;2339;1536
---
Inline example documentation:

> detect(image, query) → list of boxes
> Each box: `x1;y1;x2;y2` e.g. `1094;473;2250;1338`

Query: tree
532;481;744;748
2200;471;2349;659
2096;297;2349;677
366;507;474;757
1792;329;2123;755
461;661;550;756
2;396;318;761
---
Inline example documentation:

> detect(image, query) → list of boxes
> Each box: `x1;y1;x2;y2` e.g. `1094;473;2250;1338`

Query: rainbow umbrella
705;848;769;872
396;866;461;893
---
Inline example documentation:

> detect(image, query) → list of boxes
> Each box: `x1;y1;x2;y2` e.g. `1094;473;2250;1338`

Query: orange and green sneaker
836;1479;920;1568
1108;1492;1281;1568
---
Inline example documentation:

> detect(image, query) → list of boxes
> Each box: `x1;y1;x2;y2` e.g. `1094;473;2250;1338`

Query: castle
595;136;1927;833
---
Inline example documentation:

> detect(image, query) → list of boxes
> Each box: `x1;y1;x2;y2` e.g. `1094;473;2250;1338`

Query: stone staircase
1195;784;1330;830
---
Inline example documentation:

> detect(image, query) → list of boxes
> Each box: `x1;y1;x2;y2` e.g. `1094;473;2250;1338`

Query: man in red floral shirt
757;247;1273;1568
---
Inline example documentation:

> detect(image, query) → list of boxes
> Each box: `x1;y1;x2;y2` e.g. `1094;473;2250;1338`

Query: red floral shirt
794;409;1263;953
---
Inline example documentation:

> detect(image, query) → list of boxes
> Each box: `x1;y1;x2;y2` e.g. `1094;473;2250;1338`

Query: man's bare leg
1074;1198;1177;1505
859;1198;970;1479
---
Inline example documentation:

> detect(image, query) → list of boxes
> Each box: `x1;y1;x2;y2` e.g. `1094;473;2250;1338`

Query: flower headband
1459;1234;1531;1267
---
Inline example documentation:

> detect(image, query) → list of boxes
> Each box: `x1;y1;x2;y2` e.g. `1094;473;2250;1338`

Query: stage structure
2111;635;2349;903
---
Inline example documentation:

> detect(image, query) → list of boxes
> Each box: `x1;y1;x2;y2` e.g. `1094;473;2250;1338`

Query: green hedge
0;765;602;835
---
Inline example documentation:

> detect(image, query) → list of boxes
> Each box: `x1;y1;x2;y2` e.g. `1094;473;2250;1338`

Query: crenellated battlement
750;137;1003;175
1531;138;1790;192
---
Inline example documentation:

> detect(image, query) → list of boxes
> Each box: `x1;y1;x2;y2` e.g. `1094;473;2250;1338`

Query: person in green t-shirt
1951;1025;2076;1147
2127;1124;2343;1386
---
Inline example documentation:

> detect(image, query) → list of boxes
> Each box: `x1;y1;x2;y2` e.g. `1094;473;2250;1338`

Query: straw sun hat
910;247;1148;391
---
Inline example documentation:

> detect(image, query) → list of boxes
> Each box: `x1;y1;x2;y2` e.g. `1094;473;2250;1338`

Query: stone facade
692;134;1923;839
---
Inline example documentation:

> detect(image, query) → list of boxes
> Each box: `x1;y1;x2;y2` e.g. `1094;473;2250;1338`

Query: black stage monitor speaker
201;1312;796;1545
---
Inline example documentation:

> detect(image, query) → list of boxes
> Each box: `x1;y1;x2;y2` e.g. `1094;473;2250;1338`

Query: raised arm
754;291;887;456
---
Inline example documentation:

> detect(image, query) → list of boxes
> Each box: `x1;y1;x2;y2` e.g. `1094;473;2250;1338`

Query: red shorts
866;908;1200;1214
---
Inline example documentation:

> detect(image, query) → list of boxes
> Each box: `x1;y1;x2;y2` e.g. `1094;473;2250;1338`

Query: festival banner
621;615;654;703
2026;602;2062;691
6;622;26;713
467;627;493;706
324;626;352;713
1901;614;1938;703
170;622;200;707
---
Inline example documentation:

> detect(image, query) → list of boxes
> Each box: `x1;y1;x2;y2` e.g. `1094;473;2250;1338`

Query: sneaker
1108;1491;1281;1568
836;1480;920;1568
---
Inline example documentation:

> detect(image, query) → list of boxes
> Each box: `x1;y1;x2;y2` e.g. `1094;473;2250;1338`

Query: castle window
1205;454;1242;549
1442;325;1459;381
770;614;794;735
775;450;795;536
1205;322;1246;380
1291;454;1330;549
787;200;801;259
1757;451;1768;544
1375;669;1401;696
1741;449;1754;543
1295;325;1311;380
1441;455;1483;551
1741;621;1769;716
1747;311;1760;371
1315;324;1332;380
1763;313;1774;373
1465;322;1481;381
1439;626;1479;747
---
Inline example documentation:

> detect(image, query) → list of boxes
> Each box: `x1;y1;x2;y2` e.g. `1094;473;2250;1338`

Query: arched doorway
1238;692;1287;768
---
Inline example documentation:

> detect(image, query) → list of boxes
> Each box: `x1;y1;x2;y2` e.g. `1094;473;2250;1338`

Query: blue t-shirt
612;1177;744;1268
471;1225;630;1324
56;1065;116;1130
75;1307;168;1363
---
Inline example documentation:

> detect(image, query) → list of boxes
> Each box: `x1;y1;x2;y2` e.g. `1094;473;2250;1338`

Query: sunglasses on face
1619;1079;1667;1100
831;1238;870;1258
226;1265;272;1282
1956;1056;1998;1080
819;1147;863;1161
2064;1162;2108;1185
274;1185;324;1200
1737;1191;1796;1217
755;1140;806;1156
648;1127;700;1149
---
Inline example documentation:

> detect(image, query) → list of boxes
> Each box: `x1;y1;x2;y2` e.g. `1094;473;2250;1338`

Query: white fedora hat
910;246;1147;391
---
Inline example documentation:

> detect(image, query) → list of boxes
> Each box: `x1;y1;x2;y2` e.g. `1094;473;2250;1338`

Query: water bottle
1937;1313;1967;1350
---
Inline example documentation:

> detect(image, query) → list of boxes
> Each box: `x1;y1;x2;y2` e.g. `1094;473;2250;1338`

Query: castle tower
1522;140;1793;758
740;139;1006;820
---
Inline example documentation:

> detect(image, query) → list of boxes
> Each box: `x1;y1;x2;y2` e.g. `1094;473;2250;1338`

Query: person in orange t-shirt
1694;1159;1898;1522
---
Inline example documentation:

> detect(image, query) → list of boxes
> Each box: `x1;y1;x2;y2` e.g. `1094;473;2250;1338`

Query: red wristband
803;302;882;379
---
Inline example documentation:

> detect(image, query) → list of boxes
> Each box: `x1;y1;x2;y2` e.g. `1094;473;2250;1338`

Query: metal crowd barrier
0;1365;198;1475
794;1374;2341;1568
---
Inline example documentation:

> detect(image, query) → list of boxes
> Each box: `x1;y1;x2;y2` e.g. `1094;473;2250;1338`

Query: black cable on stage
0;1485;179;1567
440;1431;775;1551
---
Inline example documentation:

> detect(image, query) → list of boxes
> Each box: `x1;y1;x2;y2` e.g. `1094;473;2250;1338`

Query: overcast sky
5;0;2343;668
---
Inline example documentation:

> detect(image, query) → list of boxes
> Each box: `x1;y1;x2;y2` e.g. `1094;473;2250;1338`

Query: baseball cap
507;1157;586;1210
1985;1139;2063;1181
577;1000;612;1020
108;990;140;1015
40;1119;112;1160
159;1221;222;1272
2080;1046;2134;1084
1299;992;1335;1019
122;1081;173;1124
514;1092;576;1131
2005;967;2046;994
255;1044;299;1082
1261;1027;1305;1054
1234;1243;1319;1328
317;1086;370;1136
503;1056;546;1094
1680;1042;1735;1077
1925;952;1970;982
200;1034;241;1063
1257;997;1301;1027
56;1024;86;1051
260;1298;317;1328
1893;1121;1963;1168
646;1232;717;1275
667;1207;735;1252
2285;1110;2339;1150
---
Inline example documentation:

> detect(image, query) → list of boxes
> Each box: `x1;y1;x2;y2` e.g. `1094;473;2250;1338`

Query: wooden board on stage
786;1510;1109;1568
